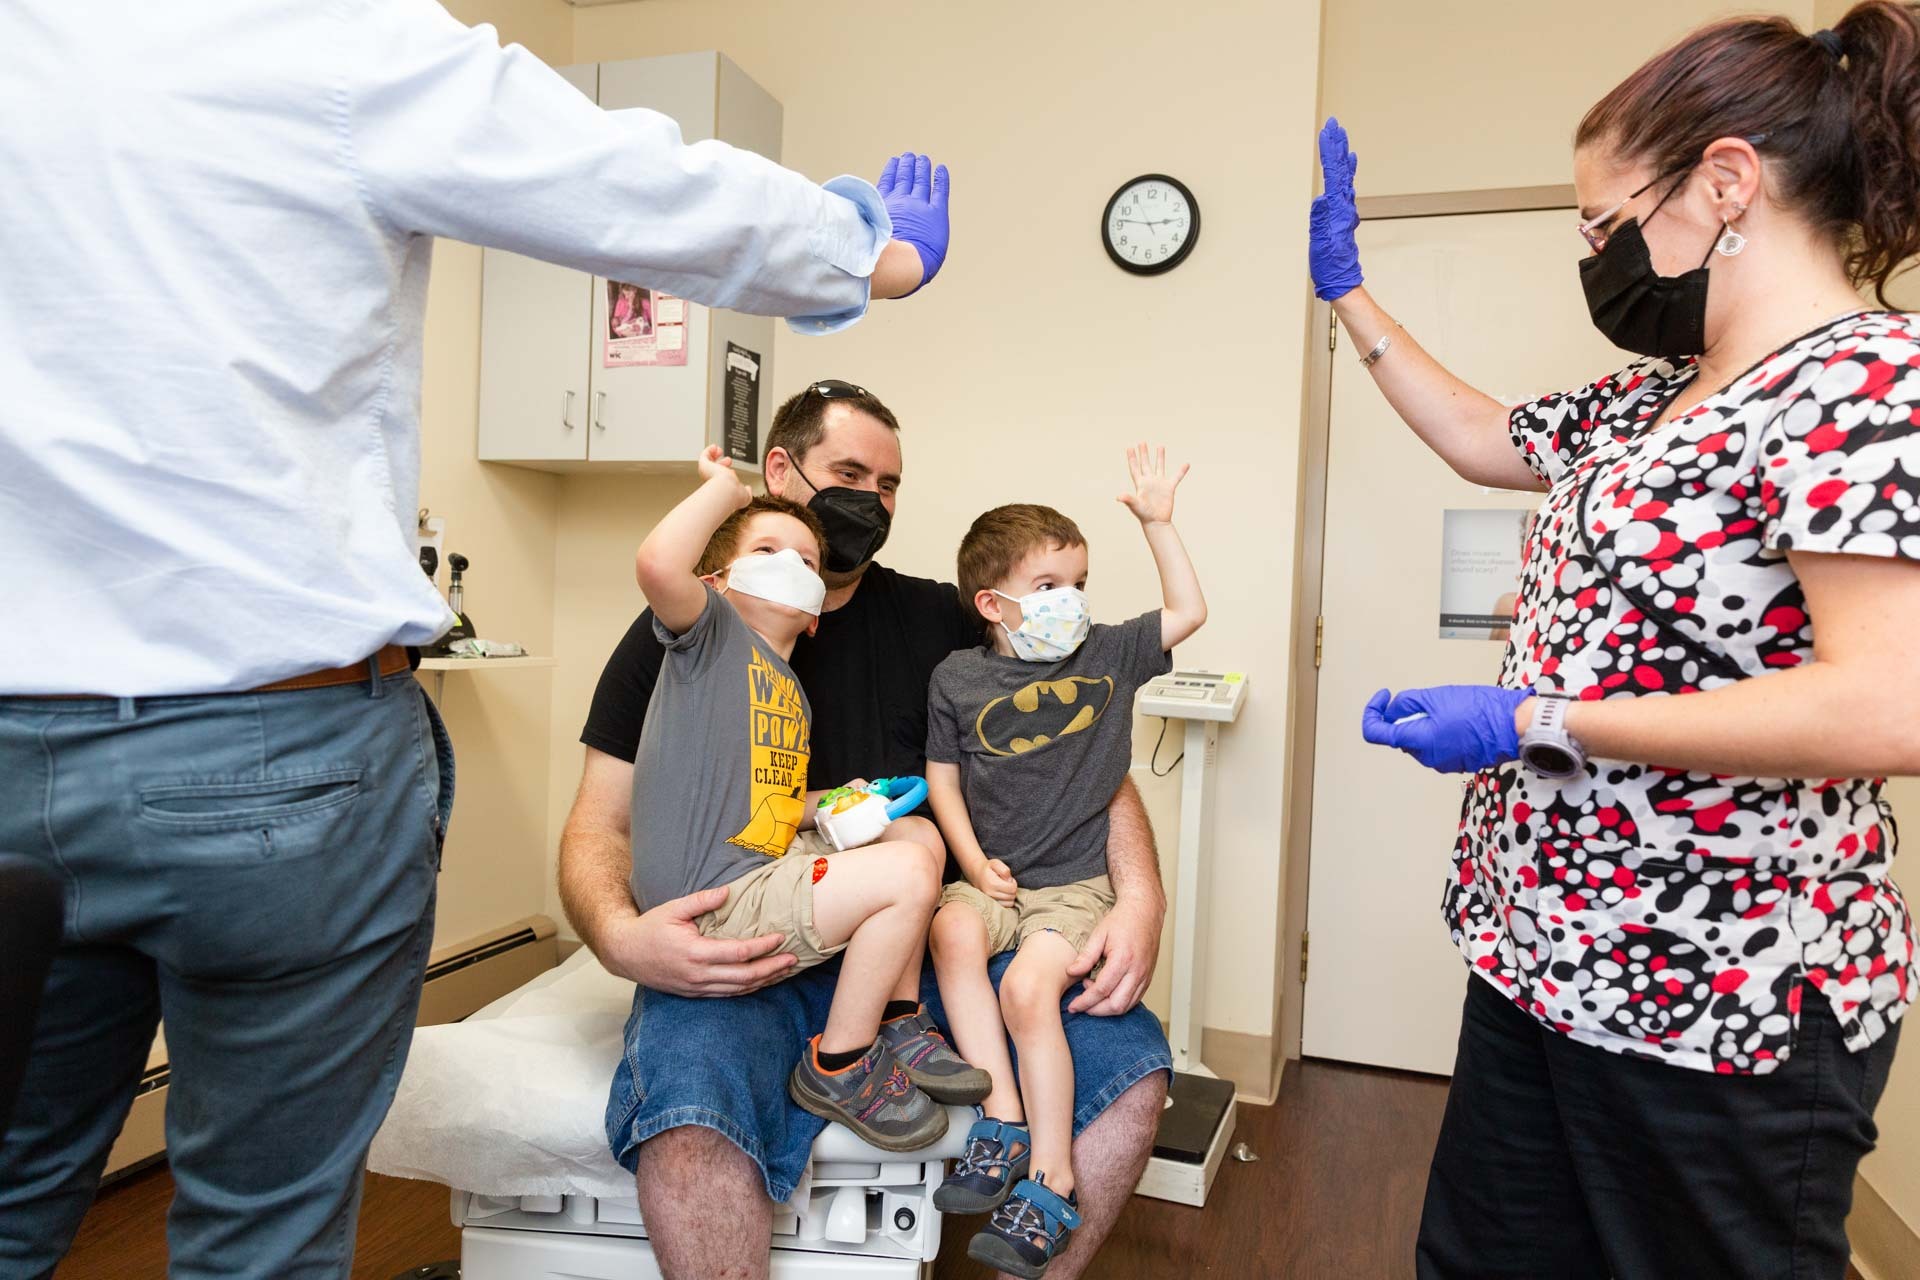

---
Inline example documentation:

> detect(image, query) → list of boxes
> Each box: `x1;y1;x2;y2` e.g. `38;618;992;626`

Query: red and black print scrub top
1454;309;1920;1074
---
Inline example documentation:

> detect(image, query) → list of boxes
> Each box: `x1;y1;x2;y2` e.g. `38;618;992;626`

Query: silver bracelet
1359;321;1402;369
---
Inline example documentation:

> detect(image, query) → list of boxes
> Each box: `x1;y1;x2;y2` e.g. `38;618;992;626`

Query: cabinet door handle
562;390;578;430
593;390;608;431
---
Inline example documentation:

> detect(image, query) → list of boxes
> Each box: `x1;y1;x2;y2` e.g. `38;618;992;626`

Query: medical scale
1133;669;1247;1208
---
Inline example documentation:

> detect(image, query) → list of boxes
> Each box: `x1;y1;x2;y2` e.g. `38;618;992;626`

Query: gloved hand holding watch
1362;685;1588;779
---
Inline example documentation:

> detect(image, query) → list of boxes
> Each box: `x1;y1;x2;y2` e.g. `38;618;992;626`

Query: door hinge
1328;310;1338;352
1314;615;1325;668
1299;931;1310;984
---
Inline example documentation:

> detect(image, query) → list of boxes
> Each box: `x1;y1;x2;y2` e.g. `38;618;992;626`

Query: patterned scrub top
1454;309;1920;1074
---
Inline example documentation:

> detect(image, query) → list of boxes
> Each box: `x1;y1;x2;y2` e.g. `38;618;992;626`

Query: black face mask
792;466;892;574
1577;216;1714;358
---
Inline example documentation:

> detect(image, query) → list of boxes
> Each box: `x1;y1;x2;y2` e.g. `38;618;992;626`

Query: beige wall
414;0;573;946
1320;1;1814;196
546;0;1325;1041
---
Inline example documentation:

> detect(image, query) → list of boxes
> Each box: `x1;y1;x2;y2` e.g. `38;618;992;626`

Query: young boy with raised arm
924;444;1205;1277
629;445;988;1152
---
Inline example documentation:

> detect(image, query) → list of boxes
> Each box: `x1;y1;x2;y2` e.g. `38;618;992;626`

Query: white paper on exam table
367;948;639;1202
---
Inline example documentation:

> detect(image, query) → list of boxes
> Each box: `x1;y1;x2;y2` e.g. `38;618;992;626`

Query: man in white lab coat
0;2;951;1276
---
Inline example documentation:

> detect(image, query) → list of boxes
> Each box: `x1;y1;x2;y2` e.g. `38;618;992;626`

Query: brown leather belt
21;645;414;700
257;644;414;693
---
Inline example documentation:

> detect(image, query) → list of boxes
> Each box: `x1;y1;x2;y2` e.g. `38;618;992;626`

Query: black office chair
0;855;64;1143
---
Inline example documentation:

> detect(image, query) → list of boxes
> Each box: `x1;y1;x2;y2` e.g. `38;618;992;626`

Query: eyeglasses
808;379;869;399
1576;134;1768;254
1577;167;1686;254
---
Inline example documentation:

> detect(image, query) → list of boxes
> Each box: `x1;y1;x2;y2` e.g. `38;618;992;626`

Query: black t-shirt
581;563;984;788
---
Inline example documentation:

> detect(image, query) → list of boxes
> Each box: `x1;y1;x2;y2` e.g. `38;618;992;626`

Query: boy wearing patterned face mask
925;444;1206;1278
628;445;989;1153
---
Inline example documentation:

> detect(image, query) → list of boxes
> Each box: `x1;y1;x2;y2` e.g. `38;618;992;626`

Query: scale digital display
1137;669;1248;723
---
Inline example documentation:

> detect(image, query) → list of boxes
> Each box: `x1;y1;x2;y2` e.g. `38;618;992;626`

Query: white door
1303;208;1625;1073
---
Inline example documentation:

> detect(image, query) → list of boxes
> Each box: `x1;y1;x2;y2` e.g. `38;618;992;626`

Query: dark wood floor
56;1059;1451;1279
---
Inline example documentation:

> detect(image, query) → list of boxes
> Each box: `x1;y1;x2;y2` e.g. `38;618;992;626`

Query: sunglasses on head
808;379;869;399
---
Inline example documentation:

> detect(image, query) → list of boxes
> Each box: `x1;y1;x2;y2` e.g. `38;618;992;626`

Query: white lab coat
0;0;891;695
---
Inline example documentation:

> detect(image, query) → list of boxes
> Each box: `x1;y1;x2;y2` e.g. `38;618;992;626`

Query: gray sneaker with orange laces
788;1036;949;1152
880;1006;993;1105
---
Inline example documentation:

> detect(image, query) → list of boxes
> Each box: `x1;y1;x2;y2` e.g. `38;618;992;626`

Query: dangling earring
1715;203;1748;257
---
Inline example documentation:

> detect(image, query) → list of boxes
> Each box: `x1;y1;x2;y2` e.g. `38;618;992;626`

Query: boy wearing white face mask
628;445;980;1152
925;444;1206;1278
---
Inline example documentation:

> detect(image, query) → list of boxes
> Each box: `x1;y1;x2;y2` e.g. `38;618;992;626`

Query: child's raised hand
1117;442;1189;526
697;445;751;508
978;858;1018;906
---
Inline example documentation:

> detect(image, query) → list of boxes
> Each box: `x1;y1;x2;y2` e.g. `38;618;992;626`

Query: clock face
1102;174;1199;275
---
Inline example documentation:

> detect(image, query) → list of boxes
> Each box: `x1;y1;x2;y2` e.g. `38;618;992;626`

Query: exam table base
451;1168;945;1280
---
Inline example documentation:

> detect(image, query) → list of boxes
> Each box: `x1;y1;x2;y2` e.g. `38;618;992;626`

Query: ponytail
1578;1;1920;305
1834;2;1920;303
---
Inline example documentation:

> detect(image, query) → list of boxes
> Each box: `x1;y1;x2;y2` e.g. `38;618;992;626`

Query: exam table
368;947;971;1279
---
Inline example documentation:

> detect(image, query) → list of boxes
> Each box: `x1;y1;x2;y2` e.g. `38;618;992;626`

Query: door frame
1274;185;1578;1066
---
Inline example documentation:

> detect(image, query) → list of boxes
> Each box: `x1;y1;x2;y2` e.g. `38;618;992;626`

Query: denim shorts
604;951;1172;1202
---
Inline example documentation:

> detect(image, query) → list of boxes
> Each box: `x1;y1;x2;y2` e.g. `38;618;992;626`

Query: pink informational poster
604;281;687;367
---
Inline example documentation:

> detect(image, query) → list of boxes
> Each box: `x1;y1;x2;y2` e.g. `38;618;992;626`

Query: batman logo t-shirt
927;610;1169;888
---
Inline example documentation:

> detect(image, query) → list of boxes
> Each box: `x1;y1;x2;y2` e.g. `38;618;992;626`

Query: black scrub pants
1416;976;1900;1280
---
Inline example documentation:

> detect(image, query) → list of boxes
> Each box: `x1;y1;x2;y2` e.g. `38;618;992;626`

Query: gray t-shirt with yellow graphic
630;587;812;913
926;610;1168;889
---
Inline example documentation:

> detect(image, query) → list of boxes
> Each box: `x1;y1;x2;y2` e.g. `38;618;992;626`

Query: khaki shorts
695;830;844;974
939;875;1115;956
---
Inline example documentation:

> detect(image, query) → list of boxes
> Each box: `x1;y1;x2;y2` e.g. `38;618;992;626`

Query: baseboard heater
102;914;561;1182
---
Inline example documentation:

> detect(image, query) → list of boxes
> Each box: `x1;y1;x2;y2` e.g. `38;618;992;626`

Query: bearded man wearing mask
557;380;1171;1280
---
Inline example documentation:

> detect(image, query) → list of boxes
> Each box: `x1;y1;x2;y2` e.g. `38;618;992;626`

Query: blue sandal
967;1173;1080;1279
934;1117;1031;1214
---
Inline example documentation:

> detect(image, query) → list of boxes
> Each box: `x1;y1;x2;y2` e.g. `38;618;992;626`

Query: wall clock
1101;174;1199;275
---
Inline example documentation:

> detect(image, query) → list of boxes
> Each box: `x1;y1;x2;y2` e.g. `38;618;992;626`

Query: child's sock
881;1000;920;1022
816;1043;868;1073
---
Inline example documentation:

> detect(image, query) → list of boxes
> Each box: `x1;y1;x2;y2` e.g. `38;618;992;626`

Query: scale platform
1137;1070;1238;1208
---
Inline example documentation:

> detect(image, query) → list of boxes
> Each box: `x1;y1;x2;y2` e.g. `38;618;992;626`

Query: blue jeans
0;666;453;1280
605;951;1172;1203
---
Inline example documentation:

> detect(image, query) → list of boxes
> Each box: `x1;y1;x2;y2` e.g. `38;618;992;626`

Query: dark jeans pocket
137;770;363;863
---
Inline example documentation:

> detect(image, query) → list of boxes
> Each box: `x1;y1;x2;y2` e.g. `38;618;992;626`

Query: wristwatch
1518;692;1586;780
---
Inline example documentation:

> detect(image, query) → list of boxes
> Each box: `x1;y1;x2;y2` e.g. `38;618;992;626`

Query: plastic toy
814;775;929;852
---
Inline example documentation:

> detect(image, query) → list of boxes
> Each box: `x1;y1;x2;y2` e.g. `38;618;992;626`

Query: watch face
1522;742;1581;780
1102;175;1198;275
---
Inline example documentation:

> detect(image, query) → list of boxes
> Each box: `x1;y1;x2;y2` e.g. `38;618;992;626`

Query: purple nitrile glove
1309;118;1363;302
1361;685;1530;774
877;152;950;296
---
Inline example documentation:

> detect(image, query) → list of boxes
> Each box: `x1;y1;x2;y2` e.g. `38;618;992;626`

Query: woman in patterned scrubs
1311;6;1920;1278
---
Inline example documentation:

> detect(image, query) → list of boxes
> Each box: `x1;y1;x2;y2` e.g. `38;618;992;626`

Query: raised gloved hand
1309;118;1363;302
1361;685;1530;774
877;152;951;295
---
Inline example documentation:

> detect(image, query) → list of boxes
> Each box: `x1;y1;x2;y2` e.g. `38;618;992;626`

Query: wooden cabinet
476;54;780;473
